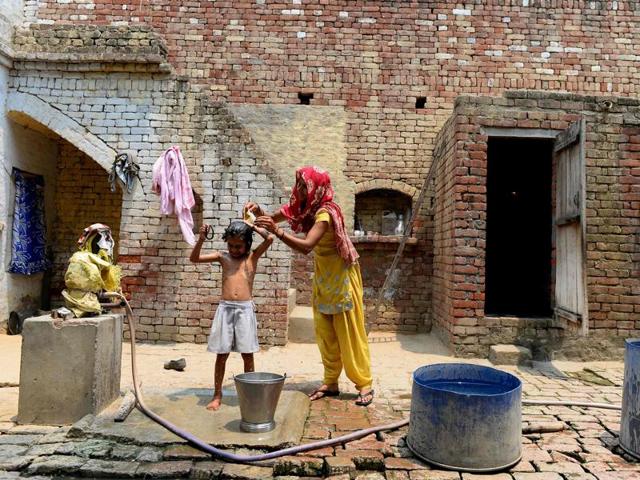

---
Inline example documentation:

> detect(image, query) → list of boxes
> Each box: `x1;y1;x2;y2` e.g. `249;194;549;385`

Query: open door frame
553;118;588;335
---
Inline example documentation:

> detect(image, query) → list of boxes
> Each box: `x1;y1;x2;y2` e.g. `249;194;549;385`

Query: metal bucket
620;338;640;459
8;310;35;335
407;363;522;472
234;372;285;433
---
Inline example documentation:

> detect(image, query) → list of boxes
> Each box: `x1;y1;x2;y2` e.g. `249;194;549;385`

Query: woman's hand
244;202;264;218
254;215;277;234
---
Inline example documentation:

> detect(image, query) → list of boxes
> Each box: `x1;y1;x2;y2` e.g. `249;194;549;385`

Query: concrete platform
288;306;315;343
75;388;309;450
489;344;533;366
18;314;123;425
0;387;18;423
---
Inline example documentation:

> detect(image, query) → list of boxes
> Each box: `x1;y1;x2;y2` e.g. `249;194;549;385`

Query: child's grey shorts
207;300;259;354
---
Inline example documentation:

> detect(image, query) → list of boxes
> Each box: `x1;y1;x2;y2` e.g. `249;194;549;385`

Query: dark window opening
415;97;427;109
298;92;314;105
485;137;553;317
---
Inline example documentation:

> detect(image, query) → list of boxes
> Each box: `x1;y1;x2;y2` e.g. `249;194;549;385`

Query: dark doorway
485;137;553;317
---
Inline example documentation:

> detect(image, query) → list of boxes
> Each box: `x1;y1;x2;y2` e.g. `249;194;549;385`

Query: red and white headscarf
281;166;359;264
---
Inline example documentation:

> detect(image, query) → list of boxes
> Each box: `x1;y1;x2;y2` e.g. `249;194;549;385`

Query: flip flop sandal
309;388;340;401
355;389;374;406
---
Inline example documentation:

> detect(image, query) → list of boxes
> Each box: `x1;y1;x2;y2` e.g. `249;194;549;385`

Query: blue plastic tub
620;339;640;459
407;363;522;472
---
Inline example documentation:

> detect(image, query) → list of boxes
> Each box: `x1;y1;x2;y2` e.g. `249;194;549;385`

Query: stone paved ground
0;334;638;479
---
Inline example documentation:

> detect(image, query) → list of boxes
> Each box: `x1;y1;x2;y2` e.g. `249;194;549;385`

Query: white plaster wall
3;0;24;23
0;0;24;52
0;1;25;325
0;65;58;321
0;65;9;324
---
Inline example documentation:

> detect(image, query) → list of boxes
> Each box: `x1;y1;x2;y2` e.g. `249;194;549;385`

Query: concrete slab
0;387;18;422
78;388;309;450
0;334;20;386
489;344;532;366
288;306;315;343
18;314;123;425
287;288;297;315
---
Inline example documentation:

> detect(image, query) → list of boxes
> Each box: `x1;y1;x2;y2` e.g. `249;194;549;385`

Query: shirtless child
190;220;274;410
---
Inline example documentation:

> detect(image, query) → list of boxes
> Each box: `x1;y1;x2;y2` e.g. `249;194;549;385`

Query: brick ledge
350;235;418;245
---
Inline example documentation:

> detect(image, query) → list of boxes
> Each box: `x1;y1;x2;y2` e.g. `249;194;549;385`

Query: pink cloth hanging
152;146;196;245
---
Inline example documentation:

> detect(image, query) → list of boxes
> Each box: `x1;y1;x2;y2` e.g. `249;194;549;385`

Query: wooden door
554;119;588;334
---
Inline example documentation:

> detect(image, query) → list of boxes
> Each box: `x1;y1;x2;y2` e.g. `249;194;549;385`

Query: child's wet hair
222;221;253;250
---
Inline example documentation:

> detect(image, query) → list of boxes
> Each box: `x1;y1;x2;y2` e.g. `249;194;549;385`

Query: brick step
489;344;532;366
288;305;315;344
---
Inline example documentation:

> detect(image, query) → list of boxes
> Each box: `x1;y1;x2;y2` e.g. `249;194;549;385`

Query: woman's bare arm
279;220;327;255
245;203;286;224
254;215;328;255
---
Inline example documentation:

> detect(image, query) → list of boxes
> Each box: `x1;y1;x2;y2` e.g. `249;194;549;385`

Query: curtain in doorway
8;168;49;275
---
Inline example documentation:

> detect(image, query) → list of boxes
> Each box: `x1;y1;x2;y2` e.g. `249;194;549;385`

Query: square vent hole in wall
298;92;313;105
354;189;412;236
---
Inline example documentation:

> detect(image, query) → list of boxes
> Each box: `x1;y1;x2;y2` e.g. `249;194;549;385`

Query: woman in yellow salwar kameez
247;166;374;406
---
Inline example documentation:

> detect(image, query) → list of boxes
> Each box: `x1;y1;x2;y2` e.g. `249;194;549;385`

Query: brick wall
6;1;640;351
199;102;292;345
50;143;122;299
358;240;431;332
8;72;292;346
291;251;314;305
13;24;167;63
225;105;354;228
25;1;640;189
431;115;458;345
292;179;431;332
432;92;640;357
291;237;432;334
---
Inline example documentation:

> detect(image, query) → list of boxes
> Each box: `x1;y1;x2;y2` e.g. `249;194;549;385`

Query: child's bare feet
206;396;222;411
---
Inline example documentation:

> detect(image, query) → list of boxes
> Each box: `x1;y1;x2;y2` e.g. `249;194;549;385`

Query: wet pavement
0;333;638;479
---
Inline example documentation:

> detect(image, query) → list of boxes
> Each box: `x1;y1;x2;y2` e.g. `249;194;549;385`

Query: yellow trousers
313;301;373;391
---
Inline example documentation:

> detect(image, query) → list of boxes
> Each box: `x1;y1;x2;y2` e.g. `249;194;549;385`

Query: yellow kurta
312;210;372;391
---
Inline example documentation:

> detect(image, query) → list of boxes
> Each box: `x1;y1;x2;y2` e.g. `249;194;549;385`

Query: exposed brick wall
431;115;458;345
9;73;291;346
432;92;640;357
291;251;314;305
50;143;122;298
117;99;291;345
225;105;354;228
13;25;167;63
7;1;640;353
199;102;292;345
358;240;431;332
24;1;640;188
